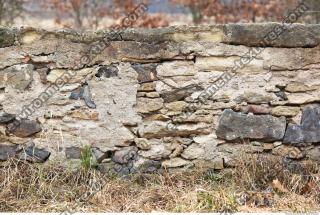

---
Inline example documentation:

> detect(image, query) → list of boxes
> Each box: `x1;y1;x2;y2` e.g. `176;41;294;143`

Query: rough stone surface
0;144;18;161
6;120;42;137
284;106;320;144
271;106;300;117
216;109;286;142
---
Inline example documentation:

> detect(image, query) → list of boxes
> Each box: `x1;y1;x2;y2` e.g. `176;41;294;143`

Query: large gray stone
0;144;18;161
283;106;320;145
0;112;15;124
6;119;42;137
216;109;286;142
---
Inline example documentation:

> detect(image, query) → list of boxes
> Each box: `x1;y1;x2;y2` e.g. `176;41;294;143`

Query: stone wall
0;23;320;174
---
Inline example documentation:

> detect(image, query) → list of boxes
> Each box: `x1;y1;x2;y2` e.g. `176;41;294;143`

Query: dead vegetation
0;155;319;212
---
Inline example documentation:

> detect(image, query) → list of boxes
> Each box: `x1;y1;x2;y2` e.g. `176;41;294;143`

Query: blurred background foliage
0;0;319;29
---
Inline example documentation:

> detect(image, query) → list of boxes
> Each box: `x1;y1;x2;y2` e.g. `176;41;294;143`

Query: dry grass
0;155;319;213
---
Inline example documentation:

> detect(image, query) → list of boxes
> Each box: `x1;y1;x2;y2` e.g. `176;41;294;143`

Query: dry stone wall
0;23;320;174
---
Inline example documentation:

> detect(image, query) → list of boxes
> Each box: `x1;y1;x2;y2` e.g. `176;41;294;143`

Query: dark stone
19;145;51;163
275;91;288;101
96;65;118;78
0;112;16;124
80;84;96;109
0;28;15;48
283;106;320;145
132;64;158;83
69;84;96;108
112;146;138;164
65;147;82;159
216;109;286;142
6;119;42;137
0;144;18;161
224;23;320;48
161;84;203;103
132;159;162;174
92;147;112;163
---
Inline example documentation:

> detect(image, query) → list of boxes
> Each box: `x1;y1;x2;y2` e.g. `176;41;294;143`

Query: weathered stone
139;143;172;160
69;110;99;121
160;84;203;103
47;68;94;84
195;56;263;73
271;106;300;117
134;138;151;150
216;109;286;142
169;144;184;158
3;64;34;90
0;28;15;48
181;143;205;160
0;112;15;124
240;105;271;114
19;145;51;163
6;119;42;137
132;157;161;173
284;106;320;144
112;146;138;164
138;121;211;138
165;101;187;112
272;145;304;159
65;147;82;159
287;93;319;105
96;65;118;78
285;83;318;93
162;157;191;168
145;92;160;98
132;63;158;83
172;109;214;124
235;91;274;104
136;98;164;113
0;144;18;161
306;147;320;162
138;82;156;92
193;158;224;170
224;23;320;48
157;61;197;77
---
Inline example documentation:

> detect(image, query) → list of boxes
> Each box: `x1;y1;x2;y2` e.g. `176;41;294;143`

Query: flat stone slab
216;109;286;142
283;106;320;145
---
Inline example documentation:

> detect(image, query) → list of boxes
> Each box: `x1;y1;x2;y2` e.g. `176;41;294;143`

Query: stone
285;83;318;93
156;61;197;77
65;147;82;159
272;145;304;159
145;92;160;98
112;146;138;164
224;23;320;48
160;84;203;103
181;143;205;160
240;105;271;114
136;98;164;113
0;28;15;48
165;101;188;112
4;64;34;90
81;84;96;109
138;82;156;92
69;110;99;121
287;93;318;105
169;144;184;158
47;68;94;84
235;91;274;104
6;119;42;137
132;63;158;83
162;157;191;168
216;109;286;142
132;157;161;173
193;158;224;170
271;106;300;117
0;144;18;161
138;121;211;138
0;112;15;124
139;143;171;160
96;65;118;78
306;147;320;162
92;148;111;163
134;138;151;150
19;145;51;163
284;106;320;144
